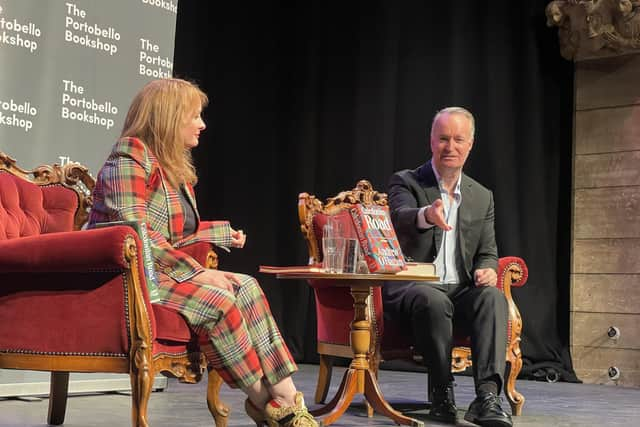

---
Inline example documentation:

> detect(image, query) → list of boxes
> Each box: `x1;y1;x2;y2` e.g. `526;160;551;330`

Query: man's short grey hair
430;106;476;141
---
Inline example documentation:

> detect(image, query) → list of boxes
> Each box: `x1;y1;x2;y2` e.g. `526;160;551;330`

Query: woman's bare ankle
271;394;295;407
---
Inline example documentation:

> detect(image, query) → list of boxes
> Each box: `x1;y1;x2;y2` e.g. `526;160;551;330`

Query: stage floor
1;363;639;426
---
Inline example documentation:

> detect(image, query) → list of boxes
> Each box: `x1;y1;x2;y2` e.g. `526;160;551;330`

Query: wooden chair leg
504;359;525;416
130;356;153;427
47;372;70;425
207;368;229;427
315;354;334;404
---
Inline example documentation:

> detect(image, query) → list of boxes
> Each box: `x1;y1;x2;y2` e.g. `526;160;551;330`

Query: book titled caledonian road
91;220;160;303
349;204;406;273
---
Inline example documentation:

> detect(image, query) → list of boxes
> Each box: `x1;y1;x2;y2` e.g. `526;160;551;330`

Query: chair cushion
0;172;77;239
152;304;193;343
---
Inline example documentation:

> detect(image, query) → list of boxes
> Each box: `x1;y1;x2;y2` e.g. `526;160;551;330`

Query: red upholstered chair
298;180;528;417
0;152;229;427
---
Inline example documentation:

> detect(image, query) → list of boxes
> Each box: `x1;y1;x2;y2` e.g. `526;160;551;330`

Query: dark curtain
173;0;578;382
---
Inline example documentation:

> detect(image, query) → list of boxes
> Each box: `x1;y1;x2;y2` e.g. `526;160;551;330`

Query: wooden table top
259;265;439;283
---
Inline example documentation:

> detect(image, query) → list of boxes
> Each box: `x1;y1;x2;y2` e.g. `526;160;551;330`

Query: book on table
349;204;406;273
397;262;437;277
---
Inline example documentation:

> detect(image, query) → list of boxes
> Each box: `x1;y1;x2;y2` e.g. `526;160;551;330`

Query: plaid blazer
88;137;233;283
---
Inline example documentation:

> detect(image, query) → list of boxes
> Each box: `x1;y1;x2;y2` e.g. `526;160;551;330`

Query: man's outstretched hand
424;199;452;231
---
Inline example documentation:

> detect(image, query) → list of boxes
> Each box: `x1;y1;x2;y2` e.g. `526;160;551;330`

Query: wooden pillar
546;0;640;386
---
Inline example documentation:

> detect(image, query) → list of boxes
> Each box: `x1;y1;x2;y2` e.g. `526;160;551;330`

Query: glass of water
322;216;346;273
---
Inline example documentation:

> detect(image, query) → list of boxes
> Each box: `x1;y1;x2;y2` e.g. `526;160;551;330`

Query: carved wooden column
547;0;640;387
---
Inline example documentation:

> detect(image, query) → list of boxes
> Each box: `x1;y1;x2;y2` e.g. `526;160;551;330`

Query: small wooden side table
259;267;438;427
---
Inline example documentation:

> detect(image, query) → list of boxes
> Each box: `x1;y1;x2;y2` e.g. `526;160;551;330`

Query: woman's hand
193;269;241;292
231;227;246;248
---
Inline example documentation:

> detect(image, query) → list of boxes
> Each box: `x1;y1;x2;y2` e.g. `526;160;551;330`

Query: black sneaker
464;392;512;427
428;383;457;423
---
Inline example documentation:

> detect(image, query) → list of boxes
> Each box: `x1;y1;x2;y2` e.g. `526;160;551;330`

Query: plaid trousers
156;272;297;389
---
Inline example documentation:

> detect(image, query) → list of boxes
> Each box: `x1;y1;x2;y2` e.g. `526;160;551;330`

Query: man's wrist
423;205;434;225
416;205;435;229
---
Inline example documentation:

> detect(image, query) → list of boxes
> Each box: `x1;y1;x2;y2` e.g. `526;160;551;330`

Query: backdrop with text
0;0;178;173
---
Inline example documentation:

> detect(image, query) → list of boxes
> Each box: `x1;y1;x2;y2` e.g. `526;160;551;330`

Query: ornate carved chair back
0;151;94;237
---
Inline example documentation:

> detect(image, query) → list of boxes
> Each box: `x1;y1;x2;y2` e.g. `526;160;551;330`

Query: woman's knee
182;291;238;334
234;274;263;295
235;273;258;287
233;274;271;307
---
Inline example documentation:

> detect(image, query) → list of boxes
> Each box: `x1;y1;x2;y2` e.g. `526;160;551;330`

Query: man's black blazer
387;161;498;284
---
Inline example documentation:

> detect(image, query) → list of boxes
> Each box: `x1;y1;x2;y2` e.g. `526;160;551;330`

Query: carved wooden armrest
498;256;529;301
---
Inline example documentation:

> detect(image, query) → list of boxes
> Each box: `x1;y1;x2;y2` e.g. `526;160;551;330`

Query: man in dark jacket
385;107;512;427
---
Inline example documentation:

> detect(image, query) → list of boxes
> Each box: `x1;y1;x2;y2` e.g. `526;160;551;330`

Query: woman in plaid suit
89;78;317;427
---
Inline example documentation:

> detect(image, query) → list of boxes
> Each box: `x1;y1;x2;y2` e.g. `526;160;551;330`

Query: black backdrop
173;0;578;381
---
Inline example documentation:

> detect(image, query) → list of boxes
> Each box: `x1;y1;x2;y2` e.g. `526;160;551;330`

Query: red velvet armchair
0;152;229;427
298;180;529;416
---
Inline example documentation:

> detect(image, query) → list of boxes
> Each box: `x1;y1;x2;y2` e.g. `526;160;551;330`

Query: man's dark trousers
383;280;509;389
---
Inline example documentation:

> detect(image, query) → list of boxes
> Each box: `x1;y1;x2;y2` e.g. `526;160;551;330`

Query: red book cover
349;204;406;273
